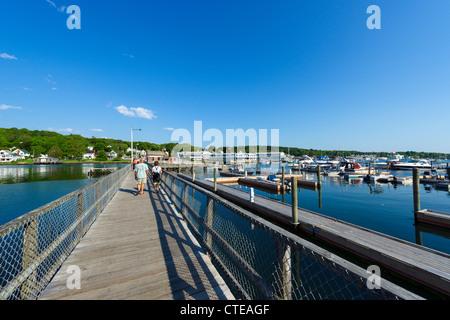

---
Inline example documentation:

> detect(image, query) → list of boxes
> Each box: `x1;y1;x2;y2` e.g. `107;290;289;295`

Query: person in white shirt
152;161;163;193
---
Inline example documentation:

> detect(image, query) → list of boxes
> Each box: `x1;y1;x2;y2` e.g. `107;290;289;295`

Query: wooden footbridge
38;171;233;300
1;164;448;300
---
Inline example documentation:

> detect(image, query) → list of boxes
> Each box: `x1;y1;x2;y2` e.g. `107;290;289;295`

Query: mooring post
291;176;298;226
317;165;321;189
413;168;420;220
282;166;285;193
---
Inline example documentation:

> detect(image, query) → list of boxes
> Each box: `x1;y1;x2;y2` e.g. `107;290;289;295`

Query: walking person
152;161;163;193
134;158;149;196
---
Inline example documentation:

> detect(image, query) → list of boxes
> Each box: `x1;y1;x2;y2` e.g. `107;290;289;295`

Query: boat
369;173;395;183
230;164;254;176
296;155;314;165
389;159;432;170
340;161;374;176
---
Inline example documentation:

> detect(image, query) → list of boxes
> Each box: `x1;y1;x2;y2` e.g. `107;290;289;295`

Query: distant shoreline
0;161;130;166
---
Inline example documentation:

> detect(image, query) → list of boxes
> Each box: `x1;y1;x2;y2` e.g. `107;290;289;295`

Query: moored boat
389;159;432;170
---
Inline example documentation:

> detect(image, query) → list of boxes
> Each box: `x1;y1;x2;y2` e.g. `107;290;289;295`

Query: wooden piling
413;168;420;219
291;177;298;225
282;166;285;193
317;165;321;189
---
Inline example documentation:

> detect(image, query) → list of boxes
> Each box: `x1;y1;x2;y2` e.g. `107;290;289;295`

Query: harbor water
193;164;450;256
1;163;449;256
0;164;127;226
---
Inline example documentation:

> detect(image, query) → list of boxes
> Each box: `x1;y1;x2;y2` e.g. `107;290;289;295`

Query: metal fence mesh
161;171;419;300
0;165;131;300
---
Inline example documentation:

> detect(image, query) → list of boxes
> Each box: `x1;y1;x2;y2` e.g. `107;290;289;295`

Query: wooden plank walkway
177;174;450;297
38;171;234;300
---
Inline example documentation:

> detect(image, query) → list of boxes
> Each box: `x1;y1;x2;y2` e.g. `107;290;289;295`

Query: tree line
1;127;448;161
0;128;175;160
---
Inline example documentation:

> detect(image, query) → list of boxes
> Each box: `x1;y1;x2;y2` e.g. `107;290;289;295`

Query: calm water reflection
0;164;127;226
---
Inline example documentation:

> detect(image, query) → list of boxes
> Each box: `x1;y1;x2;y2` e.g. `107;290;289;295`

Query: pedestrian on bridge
134;158;149;196
152;161;162;193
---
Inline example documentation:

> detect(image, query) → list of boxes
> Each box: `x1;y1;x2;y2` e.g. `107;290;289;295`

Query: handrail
0;164;131;300
160;170;424;300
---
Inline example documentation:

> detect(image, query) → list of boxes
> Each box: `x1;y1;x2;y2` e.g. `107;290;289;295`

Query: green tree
66;137;86;159
48;145;64;159
96;150;107;161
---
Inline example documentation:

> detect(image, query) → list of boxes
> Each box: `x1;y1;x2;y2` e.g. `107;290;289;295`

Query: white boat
389;159;432;170
370;173;394;182
296;155;314;165
340;161;374;176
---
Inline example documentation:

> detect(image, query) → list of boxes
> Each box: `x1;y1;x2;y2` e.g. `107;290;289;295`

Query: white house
11;148;31;160
0;150;14;163
82;150;96;160
107;151;118;160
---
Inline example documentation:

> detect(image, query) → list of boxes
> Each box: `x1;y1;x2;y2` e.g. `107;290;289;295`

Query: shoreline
0;161;130;166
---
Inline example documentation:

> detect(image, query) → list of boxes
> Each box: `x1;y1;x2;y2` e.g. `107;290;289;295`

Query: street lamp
131;126;141;166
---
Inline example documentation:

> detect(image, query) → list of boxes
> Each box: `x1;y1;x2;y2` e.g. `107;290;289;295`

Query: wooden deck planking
178;174;450;296
38;171;234;300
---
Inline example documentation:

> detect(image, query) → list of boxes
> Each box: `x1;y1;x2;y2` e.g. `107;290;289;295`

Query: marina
1;160;449;300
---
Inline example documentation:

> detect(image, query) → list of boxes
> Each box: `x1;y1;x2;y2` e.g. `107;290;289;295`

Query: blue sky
1;0;449;153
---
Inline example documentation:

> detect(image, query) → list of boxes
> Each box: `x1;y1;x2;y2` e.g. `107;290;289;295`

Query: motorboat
231;164;254;176
296;155;314;165
369;173;395;182
340;161;374;176
389;159;432;170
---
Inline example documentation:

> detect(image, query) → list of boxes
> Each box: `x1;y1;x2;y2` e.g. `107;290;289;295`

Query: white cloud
115;105;156;120
48;127;73;133
124;53;135;59
0;104;22;110
90;128;104;132
0;53;18;60
45;0;66;13
164;127;175;131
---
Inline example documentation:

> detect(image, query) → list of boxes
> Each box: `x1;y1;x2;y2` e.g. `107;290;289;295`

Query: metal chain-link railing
0;164;131;300
161;171;423;300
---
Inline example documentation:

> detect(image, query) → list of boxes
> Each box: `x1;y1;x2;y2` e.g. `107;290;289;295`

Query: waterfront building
107;151;118;160
11;148;31;159
0;150;14;162
34;155;60;164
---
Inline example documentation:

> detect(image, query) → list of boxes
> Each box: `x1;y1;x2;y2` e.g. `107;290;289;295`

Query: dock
38;172;234;300
415;209;450;229
177;174;450;297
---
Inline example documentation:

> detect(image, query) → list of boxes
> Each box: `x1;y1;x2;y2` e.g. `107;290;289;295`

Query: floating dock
415;209;450;229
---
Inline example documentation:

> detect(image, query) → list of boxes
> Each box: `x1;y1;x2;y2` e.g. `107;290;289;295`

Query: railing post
205;196;214;256
21;219;39;299
77;191;84;238
96;182;101;215
291;177;298;226
275;236;292;300
214;167;217;193
183;184;189;216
